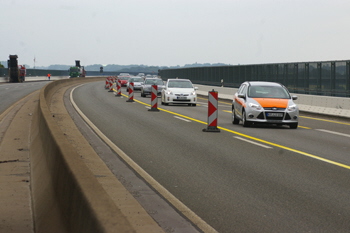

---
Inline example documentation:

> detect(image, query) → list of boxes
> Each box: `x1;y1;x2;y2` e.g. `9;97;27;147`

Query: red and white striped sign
105;77;109;89
108;77;114;92
148;85;159;111
114;79;122;96
203;90;220;132
126;82;135;102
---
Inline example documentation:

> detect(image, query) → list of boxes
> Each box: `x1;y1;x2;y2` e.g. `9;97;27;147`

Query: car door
234;84;248;119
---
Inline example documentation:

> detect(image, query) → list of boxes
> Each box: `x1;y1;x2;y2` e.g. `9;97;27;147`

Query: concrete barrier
293;93;350;118
30;77;153;232
194;84;350;118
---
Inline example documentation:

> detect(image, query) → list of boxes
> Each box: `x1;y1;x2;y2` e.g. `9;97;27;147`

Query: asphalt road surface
0;81;49;114
71;81;350;233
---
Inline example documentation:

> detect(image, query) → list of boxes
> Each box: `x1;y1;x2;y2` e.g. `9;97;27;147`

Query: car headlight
166;90;173;95
287;104;297;111
190;91;196;96
248;103;262;110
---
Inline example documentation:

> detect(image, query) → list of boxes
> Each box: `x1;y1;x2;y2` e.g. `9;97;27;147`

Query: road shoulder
0;92;38;233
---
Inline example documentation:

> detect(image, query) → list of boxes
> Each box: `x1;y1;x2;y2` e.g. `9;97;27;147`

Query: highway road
71;81;350;233
0;81;49;114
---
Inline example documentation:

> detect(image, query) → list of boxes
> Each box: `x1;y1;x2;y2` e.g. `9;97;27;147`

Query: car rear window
145;79;163;85
168;80;193;88
130;78;143;82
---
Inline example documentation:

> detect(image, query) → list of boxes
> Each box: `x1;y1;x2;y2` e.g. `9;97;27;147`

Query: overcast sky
2;0;350;67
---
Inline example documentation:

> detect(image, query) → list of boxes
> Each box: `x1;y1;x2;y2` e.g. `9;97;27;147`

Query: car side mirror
292;95;298;100
194;87;198;90
238;93;245;99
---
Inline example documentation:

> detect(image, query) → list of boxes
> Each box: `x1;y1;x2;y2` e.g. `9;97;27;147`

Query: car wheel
141;91;145;97
242;110;251;127
192;104;196;106
289;123;298;129
232;106;239;124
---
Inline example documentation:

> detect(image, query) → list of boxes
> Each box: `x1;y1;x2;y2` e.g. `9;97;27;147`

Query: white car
161;79;198;106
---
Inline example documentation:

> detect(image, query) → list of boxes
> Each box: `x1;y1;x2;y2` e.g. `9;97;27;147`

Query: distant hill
0;61;230;71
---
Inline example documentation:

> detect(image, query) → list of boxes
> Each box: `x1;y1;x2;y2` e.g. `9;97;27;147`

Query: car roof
167;79;191;82
245;81;283;87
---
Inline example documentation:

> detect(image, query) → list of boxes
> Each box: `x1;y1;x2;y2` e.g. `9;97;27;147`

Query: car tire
289;123;298;129
192;104;196;106
242;110;251;127
232;106;239;124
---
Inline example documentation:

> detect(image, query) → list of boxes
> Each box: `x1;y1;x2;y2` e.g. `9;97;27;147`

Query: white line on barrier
234;136;273;149
316;129;350;138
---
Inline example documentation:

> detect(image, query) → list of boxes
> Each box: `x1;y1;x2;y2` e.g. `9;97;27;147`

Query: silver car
232;81;299;128
126;77;144;92
141;78;165;97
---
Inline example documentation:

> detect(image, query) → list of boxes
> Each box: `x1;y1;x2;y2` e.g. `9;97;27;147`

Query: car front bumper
245;108;299;124
164;95;197;104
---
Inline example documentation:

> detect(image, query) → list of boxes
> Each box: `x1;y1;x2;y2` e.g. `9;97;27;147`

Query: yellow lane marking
217;126;350;170
298;126;311;129
223;110;231;113
197;96;208;101
130;96;350;170
300;116;350;126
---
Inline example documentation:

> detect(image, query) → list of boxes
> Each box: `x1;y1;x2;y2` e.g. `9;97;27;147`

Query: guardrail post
203;89;220;132
126;82;135;102
148;85;159;112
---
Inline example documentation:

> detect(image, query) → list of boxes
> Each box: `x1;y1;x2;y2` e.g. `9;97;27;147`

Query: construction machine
8;55;25;82
69;60;86;78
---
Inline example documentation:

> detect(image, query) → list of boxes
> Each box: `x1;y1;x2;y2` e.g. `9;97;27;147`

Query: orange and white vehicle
232;81;299;129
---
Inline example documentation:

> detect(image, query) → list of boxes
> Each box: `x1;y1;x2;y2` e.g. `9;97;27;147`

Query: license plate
177;96;187;100
266;112;283;117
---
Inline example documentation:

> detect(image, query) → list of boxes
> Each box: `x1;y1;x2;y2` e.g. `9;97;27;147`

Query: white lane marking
174;116;191;122
234;136;273;149
316;129;350;138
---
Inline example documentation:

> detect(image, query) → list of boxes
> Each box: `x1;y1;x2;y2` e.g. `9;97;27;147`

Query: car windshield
248;86;290;99
130;77;143;82
168;80;193;88
145;79;164;85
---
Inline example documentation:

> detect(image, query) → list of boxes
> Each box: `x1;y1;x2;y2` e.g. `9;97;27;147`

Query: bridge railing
158;60;350;97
